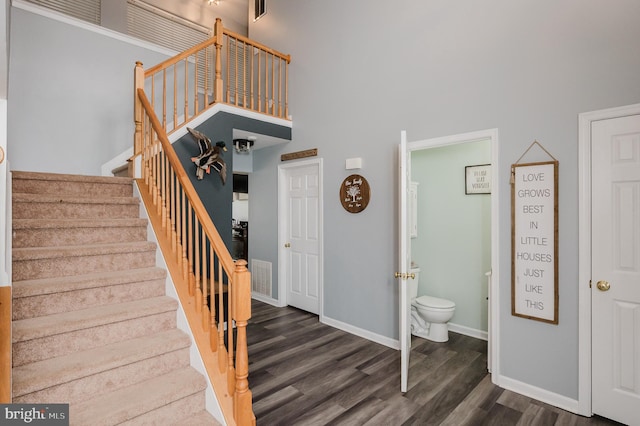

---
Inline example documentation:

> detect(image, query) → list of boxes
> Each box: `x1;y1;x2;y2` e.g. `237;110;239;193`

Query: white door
282;161;321;314
398;130;412;392
591;114;640;426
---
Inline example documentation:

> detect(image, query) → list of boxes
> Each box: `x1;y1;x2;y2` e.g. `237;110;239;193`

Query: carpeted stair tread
72;367;207;425
12;296;178;343
12;329;191;398
12;171;133;197
12;171;133;185
12;241;157;261
12;267;166;298
12;192;139;205
12;218;147;230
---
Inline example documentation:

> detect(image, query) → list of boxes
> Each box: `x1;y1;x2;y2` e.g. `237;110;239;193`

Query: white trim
407;128;500;377
101;147;133;177
321;315;400;350
577;102;640;417
103;103;292;175
277;158;324;320
0;99;9;287
251;293;283;307
498;375;580;415
448;323;488;341
13;0;180;57
134;182;226;425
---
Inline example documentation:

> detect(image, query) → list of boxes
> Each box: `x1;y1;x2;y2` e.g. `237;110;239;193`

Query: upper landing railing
135;17;290;144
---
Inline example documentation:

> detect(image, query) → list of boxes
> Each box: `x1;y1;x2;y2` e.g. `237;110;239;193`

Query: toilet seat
414;295;455;310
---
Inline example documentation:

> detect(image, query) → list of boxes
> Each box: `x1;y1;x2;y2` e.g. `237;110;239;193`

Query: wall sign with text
511;161;558;324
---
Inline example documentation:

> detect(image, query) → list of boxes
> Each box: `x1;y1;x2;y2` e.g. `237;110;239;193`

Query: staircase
11;171;219;425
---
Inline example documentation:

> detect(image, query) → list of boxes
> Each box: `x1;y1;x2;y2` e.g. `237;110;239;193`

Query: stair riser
119;393;205;426
13;279;166;320
13;202;140;220
12;311;177;367
13;225;147;249
12;250;156;281
13;179;133;198
14;348;190;404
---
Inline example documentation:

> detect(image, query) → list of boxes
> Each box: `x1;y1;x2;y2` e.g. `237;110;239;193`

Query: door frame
277;158;324;318
407;128;500;376
577;102;640;417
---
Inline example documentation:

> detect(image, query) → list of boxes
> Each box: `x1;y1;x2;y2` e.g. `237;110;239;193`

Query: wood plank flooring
247;300;623;426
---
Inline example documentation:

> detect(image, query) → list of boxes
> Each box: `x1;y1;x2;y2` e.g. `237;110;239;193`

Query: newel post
214;18;224;104
233;260;254;425
133;62;144;158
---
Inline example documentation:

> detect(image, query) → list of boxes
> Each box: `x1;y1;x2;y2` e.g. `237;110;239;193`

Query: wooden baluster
182;191;189;281
194;52;199;114
195;221;202;312
203;244;211;331
214;18;223;104
162;69;167;130
133;62;144;159
173;64;178;132
210;254;218;352
218;265;226;373
170;168;177;250
271;53;275;115
227;271;235;395
233;260;253;425
201;233;208;327
278;57;282;117
250;42;254;111
188;203;195;296
226;37;231;104
257;50;262;113
243;41;248;108
184;58;189;125
162;152;168;229
157;148;162;218
175;183;182;264
264;52;268;113
284;58;289;119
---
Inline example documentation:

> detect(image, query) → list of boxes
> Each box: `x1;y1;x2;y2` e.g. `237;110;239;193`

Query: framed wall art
465;164;491;194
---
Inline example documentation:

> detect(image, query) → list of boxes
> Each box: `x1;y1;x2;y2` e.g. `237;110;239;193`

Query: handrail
134;86;255;425
140;18;290;137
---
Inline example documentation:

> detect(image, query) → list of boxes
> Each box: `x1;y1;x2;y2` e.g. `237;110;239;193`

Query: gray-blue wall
248;0;640;400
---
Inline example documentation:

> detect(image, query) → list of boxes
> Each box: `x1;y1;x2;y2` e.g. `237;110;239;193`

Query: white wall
7;5;172;175
249;0;640;401
411;140;491;334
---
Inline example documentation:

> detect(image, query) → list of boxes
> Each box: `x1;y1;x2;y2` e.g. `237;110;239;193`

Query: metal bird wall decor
186;127;227;184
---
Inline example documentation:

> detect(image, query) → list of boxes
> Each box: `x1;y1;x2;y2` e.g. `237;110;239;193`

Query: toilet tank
409;267;420;299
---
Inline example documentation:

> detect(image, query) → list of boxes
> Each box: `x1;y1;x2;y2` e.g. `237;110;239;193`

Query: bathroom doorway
401;129;499;377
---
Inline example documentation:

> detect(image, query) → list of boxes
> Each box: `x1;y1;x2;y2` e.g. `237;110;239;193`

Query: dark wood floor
247;300;622;426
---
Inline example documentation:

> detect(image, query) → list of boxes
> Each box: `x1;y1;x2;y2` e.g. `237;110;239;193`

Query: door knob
284;243;291;248
394;272;416;279
596;280;610;291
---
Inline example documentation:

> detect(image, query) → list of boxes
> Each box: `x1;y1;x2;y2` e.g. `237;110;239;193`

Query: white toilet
409;265;456;342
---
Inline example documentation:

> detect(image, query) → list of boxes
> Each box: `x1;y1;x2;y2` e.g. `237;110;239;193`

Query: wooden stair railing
133;88;255;425
131;20;291;424
138;17;290;141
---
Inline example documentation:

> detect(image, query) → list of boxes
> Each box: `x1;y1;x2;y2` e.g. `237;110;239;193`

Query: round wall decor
339;174;370;213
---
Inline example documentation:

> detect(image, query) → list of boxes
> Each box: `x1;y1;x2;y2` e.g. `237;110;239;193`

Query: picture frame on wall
465;164;491;194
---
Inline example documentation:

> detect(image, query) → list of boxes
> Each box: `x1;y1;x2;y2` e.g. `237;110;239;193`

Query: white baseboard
251;293;284;307
495;374;580;415
448;322;488;341
321;316;400;350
